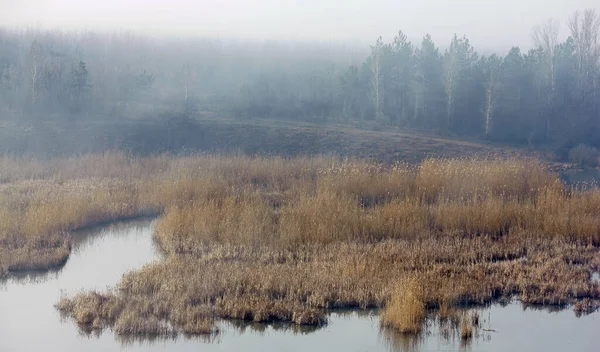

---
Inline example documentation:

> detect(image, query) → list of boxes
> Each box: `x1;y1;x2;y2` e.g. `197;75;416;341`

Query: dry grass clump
0;233;70;272
415;157;556;202
153;193;277;252
56;291;123;329
56;262;325;336
279;190;369;244
56;290;217;336
381;278;426;333
536;188;600;244
316;161;416;206
368;199;429;240
573;298;600;317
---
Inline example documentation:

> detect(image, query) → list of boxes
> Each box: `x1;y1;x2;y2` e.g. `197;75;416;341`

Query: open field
2;153;600;336
0;114;532;162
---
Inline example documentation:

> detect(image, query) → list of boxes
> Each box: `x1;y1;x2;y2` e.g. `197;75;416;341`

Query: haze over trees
0;8;599;155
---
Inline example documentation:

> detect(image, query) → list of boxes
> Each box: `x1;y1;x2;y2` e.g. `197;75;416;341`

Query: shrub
569;144;599;167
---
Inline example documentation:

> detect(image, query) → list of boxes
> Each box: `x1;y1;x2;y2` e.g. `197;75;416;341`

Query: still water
0;219;598;352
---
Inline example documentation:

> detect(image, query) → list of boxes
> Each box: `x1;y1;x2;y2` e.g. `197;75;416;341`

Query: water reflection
380;327;423;352
117;331;219;348
0;267;62;287
227;318;324;336
375;301;600;352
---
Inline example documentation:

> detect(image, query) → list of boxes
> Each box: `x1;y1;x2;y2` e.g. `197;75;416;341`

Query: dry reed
380;278;426;333
1;153;599;337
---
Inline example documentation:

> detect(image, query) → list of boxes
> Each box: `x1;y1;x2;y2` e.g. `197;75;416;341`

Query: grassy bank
2;153;599;336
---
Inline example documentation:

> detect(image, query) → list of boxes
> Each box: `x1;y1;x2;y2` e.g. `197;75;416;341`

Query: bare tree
369;37;385;120
28;40;45;104
483;55;502;136
532;19;560;137
443;46;458;127
568;9;600;104
182;61;191;108
0;57;9;94
412;70;424;122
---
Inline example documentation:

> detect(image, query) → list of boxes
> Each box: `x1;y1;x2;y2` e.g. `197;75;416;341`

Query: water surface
1;219;598;352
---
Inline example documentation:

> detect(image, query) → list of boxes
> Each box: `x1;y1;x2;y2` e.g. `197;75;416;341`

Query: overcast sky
1;0;598;51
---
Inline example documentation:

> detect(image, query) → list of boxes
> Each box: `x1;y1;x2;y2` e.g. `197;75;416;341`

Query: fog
0;0;599;159
2;0;599;50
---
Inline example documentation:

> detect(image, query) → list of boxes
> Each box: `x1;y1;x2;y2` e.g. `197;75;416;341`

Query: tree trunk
485;87;494;136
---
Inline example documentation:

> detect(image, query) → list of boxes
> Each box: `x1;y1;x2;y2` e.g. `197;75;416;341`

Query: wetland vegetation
2;153;599;338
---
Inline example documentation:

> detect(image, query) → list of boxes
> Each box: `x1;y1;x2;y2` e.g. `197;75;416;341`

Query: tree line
0;9;599;152
340;9;600;150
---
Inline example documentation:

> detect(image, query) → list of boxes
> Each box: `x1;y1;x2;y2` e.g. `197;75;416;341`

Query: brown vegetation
381;278;426;333
2;153;600;336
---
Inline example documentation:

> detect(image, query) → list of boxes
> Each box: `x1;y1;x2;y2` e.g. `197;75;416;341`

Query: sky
1;0;599;52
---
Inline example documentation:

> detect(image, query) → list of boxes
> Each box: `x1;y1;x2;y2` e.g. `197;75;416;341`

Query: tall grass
1;153;600;336
381;278;426;333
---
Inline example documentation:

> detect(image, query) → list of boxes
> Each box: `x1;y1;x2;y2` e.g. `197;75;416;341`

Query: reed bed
1;153;599;336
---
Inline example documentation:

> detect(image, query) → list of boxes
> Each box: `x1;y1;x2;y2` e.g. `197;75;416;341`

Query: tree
532;19;560;139
554;38;583;140
568;9;600;106
385;31;414;124
70;61;89;113
28;40;45;105
495;47;531;141
182;61;191;107
340;65;364;120
443;35;475;130
414;34;444;128
482;55;502;136
369;36;385;120
0;56;11;107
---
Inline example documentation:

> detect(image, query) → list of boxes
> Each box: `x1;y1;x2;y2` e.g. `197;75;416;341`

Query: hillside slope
0;114;533;162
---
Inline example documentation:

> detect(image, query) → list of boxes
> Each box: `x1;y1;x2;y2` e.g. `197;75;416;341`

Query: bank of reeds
1;153;600;336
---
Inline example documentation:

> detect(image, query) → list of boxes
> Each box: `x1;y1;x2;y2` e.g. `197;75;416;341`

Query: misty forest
1;9;599;157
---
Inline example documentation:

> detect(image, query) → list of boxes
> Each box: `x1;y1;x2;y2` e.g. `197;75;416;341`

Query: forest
0;9;599;155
